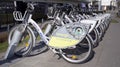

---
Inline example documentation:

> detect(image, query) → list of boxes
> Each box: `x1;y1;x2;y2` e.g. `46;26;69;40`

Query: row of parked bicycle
5;3;111;64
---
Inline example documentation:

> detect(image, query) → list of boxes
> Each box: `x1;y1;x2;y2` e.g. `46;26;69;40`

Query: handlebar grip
27;3;34;11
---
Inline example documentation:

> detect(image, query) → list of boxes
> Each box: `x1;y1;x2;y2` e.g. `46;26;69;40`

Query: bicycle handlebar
26;3;35;12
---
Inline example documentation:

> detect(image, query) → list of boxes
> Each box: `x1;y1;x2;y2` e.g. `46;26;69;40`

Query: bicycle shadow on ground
28;41;49;57
0;55;22;66
0;41;49;65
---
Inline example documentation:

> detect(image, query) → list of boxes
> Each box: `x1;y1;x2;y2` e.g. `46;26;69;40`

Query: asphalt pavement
0;11;120;67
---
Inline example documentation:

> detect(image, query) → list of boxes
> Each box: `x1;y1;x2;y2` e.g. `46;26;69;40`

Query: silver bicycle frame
28;14;49;45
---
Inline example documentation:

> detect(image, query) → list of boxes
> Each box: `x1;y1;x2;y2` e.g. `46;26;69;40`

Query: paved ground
0;11;120;67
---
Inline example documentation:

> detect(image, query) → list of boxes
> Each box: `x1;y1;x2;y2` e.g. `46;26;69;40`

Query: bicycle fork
4;25;26;59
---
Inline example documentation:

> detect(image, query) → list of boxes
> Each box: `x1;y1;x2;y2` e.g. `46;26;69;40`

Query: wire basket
13;11;24;21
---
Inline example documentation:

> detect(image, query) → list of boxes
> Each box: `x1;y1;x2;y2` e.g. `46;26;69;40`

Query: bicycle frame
27;14;49;45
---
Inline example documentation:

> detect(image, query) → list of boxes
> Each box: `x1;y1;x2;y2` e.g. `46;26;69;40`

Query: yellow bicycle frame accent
49;36;79;48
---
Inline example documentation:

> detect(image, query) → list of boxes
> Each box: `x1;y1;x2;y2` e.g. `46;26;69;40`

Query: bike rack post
4;29;22;59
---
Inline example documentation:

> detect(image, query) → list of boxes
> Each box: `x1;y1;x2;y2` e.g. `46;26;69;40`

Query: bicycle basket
48;23;90;49
13;11;24;21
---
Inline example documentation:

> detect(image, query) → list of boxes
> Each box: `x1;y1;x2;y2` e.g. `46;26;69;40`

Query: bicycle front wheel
8;24;35;57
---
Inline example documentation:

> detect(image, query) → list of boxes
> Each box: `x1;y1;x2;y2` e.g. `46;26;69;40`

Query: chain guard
48;23;90;49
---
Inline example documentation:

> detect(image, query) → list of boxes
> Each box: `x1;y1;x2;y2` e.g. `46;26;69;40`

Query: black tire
61;35;93;64
96;25;104;41
89;29;99;48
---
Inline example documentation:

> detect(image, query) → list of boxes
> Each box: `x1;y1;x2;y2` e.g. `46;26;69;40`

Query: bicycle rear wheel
89;29;99;47
8;24;35;57
61;35;93;64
